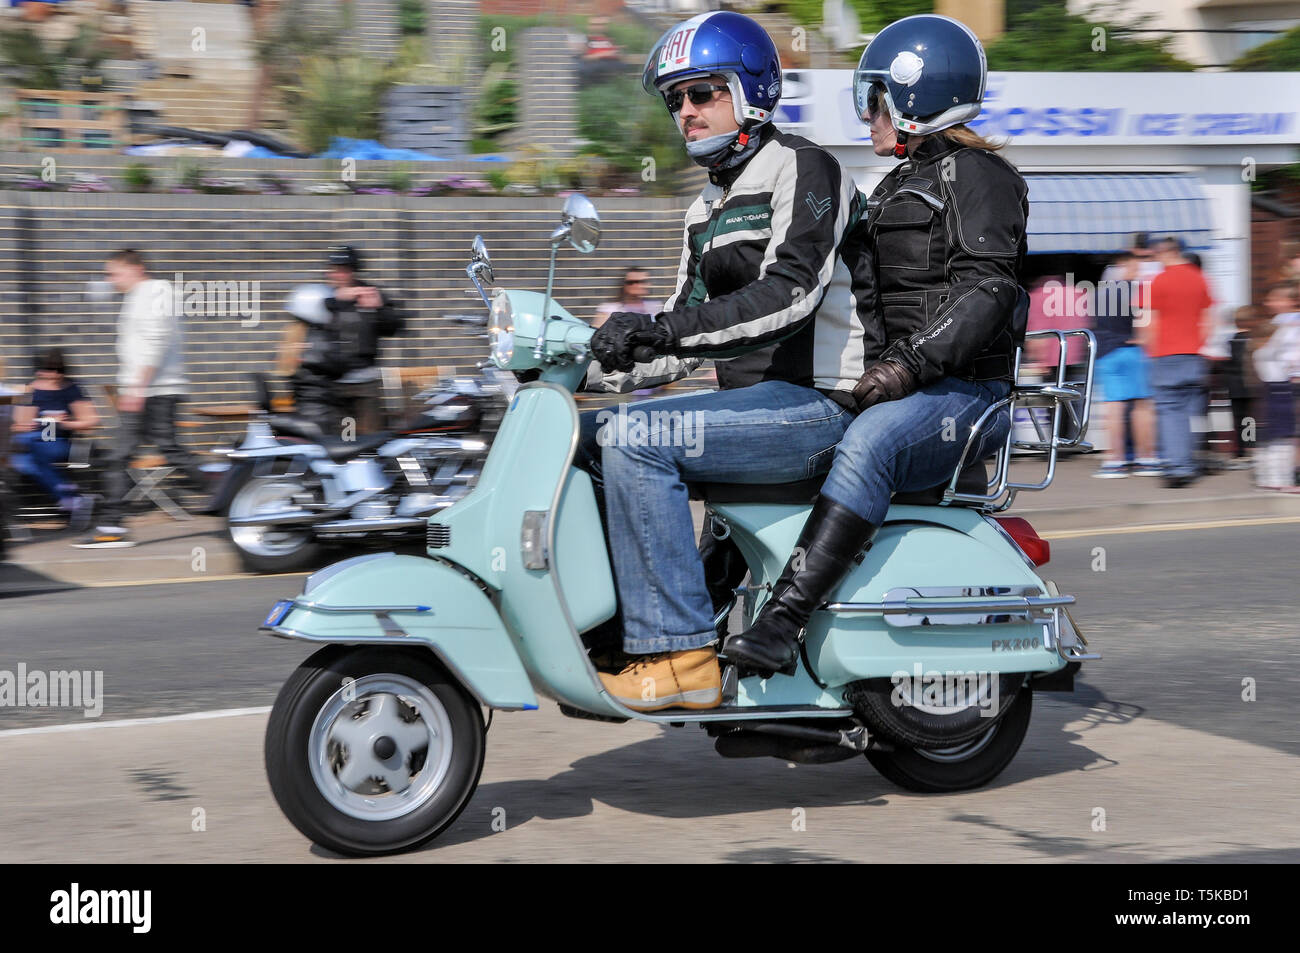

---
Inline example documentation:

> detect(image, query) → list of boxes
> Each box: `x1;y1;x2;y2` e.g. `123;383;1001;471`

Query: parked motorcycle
259;194;1100;856
222;367;510;573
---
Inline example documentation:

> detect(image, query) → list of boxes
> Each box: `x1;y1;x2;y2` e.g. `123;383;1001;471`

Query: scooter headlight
489;290;514;366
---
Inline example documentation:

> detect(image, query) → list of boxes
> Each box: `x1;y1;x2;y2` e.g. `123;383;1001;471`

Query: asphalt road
0;521;1297;862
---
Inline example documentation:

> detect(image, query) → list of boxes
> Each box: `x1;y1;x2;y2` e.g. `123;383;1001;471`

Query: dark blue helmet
854;15;986;139
642;11;782;129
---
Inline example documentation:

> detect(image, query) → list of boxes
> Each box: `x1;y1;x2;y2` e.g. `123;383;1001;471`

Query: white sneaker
73;526;135;549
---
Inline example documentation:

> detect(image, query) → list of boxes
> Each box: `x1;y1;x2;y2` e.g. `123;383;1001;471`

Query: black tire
265;646;486;856
865;686;1032;793
225;463;324;573
849;672;1025;748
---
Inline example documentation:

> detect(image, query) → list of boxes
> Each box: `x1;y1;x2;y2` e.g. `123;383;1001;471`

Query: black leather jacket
861;134;1029;386
300;280;407;379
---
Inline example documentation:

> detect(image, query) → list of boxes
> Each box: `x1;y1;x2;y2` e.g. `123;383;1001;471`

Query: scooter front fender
260;552;538;710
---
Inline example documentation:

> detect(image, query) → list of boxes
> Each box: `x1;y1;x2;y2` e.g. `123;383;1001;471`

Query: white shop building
776;70;1300;312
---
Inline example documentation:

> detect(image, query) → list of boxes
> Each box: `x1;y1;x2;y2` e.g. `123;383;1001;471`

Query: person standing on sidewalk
1252;283;1300;490
1140;237;1214;488
1092;253;1159;477
75;249;214;549
593;267;662;330
290;245;406;437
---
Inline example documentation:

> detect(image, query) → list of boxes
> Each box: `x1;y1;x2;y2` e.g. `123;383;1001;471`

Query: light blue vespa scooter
261;195;1100;856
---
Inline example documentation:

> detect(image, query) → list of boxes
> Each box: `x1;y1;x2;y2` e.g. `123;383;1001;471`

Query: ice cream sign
778;70;1300;147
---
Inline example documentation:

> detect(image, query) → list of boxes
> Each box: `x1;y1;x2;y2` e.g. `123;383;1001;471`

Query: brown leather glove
851;360;917;413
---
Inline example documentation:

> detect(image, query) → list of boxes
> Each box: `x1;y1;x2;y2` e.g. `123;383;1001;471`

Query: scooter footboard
259;552;538;710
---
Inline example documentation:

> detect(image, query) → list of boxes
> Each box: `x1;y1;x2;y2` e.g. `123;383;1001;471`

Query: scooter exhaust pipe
228;509;333;527
712;722;880;763
314;517;426;535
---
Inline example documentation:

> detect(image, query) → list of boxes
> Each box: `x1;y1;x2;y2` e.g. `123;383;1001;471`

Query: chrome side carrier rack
944;328;1098;512
820;584;1101;662
824;585;1073;626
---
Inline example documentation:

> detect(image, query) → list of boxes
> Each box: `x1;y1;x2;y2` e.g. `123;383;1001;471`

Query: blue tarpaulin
317;137;450;161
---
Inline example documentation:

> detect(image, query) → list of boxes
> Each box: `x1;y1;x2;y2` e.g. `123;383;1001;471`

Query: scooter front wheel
865;686;1032;793
265;646;485;856
226;465;325;573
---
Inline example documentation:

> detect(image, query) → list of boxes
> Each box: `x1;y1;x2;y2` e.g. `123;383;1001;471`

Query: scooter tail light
993;516;1050;567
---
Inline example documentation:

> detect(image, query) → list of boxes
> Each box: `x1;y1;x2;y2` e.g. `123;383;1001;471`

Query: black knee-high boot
722;496;877;677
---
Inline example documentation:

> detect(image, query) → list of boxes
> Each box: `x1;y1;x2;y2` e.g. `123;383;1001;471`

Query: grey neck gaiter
685;127;762;172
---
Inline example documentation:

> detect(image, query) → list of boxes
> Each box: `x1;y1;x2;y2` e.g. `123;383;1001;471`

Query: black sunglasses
864;82;887;120
664;82;729;113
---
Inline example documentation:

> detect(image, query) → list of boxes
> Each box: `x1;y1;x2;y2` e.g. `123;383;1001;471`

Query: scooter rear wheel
848;672;1025;749
865;686;1032;793
265;645;485;856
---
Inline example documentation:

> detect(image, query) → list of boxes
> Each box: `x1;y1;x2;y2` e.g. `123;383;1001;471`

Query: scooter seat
689;475;826;504
319;431;394;462
689;460;989;507
890;459;990;505
266;414;326;443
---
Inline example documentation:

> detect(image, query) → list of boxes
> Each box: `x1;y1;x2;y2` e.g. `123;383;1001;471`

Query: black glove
590;312;673;373
851;359;917;413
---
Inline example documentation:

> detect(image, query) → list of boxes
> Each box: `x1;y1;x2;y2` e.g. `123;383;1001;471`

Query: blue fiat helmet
642;11;782;129
853;15;986;139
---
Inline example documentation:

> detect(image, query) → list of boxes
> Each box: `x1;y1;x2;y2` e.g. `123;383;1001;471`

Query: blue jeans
1150;354;1207;479
11;431;74;504
579;381;853;654
820;377;1012;526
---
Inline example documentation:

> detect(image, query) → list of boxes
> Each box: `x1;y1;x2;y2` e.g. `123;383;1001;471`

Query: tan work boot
598;647;722;711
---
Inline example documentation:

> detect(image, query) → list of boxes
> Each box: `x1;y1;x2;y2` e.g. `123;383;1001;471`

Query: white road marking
0;706;272;738
3;571;309;591
1042;515;1300;540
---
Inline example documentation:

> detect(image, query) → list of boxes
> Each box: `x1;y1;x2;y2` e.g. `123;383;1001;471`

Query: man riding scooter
579;11;876;711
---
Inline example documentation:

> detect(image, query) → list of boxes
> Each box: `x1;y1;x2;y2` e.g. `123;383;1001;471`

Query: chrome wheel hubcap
308;674;453;821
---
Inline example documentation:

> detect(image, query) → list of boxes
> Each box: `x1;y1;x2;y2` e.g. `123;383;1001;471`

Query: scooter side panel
275;554;538;709
714;502;1065;686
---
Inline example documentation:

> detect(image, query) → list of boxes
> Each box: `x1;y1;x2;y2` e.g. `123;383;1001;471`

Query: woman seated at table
11;347;98;524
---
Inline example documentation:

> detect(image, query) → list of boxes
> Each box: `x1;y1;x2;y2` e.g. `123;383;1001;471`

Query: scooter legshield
262;552;538;710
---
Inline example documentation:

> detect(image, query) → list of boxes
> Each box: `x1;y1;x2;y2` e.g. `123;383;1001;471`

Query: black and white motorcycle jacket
856;134;1030;387
601;125;871;399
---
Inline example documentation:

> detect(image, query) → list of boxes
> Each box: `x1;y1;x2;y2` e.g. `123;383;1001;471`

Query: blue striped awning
1024;174;1214;255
